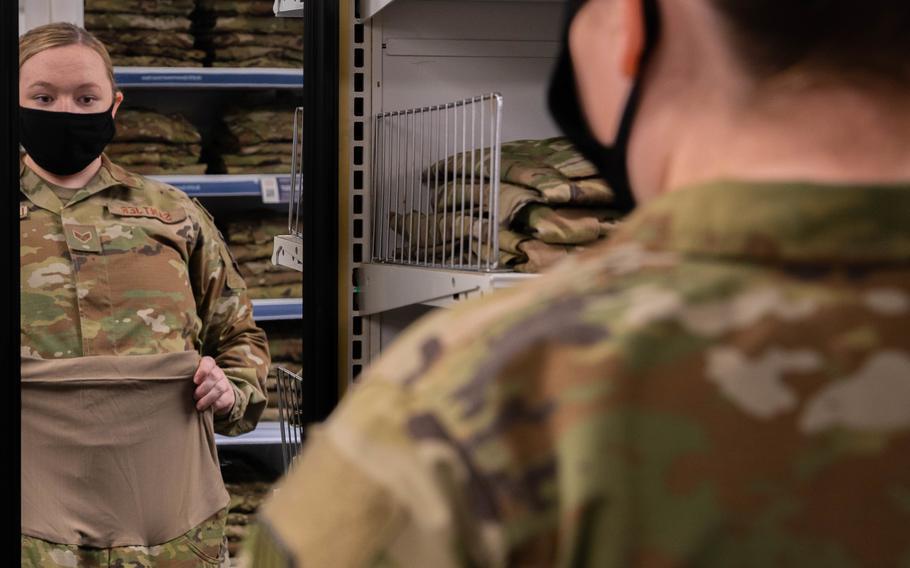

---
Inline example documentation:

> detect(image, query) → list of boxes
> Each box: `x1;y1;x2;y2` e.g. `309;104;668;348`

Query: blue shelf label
114;68;304;89
252;300;303;321
172;179;261;197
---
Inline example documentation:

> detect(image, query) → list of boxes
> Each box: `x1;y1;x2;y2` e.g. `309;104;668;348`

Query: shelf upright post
302;0;341;422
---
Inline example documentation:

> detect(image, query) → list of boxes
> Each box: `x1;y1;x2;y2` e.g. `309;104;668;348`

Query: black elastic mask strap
548;0;661;214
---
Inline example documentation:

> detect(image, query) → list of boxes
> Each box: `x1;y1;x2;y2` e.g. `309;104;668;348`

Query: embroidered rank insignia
64;224;102;253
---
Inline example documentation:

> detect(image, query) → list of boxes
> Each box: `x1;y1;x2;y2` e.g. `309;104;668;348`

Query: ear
622;0;646;77
111;91;124;118
569;0;643;145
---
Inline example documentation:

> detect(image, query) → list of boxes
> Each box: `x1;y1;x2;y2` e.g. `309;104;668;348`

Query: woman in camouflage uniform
19;23;270;567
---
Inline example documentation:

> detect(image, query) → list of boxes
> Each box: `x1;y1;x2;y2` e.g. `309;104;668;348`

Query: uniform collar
20;153;142;214
614;179;910;265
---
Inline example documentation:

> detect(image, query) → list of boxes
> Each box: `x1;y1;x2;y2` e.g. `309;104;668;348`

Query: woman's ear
622;0;646;77
112;91;124;118
569;0;644;145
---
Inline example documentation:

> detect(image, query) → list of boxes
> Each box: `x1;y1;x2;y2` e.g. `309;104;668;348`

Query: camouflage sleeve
244;306;494;568
242;427;410;568
188;197;270;436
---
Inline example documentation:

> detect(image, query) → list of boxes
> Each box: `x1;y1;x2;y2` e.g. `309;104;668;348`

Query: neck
632;76;910;200
24;154;103;189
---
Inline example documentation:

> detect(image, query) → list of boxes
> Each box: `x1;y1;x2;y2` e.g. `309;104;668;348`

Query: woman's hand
193;356;235;416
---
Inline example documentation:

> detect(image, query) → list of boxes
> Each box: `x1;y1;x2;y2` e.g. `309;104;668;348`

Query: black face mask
19;102;117;176
547;0;660;214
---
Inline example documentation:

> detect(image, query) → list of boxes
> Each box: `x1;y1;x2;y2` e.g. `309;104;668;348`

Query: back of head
710;0;910;86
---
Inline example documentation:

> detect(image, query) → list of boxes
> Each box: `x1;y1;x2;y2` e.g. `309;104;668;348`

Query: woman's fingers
212;387;235;415
193;356;217;385
195;365;228;410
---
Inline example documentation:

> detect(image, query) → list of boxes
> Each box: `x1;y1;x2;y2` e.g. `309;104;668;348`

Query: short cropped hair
19;22;118;96
710;0;910;84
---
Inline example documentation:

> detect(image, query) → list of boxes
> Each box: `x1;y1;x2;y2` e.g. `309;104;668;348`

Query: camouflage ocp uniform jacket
20;154;269;436
246;180;910;567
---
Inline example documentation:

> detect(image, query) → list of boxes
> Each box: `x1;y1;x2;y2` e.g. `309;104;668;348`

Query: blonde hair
19;22;118;96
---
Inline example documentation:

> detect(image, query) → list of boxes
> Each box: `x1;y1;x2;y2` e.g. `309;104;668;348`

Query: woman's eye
79;96;98;104
34;95;52;103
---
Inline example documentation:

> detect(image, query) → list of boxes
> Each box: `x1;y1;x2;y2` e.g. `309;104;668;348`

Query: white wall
375;0;566;143
20;0;84;34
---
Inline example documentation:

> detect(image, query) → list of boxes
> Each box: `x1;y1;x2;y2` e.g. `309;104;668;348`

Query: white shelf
252;298;303;321
358;263;537;315
114;67;303;89
272;234;303;272
147;174;293;202
216;421;283;446
358;0;563;21
274;0;304;17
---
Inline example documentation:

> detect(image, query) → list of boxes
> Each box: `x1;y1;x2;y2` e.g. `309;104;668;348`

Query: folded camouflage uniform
84;13;192;32
212;57;302;69
92;30;195;50
268;338;302;363
228;242;274;263
214;16;302;35
239;260;299;278
199;0;276;15
247;284;302;300
217;46;303;63
107;142;202;159
84;0;195;16
425;138;614;207
114;109;202;145
226;216;291;245
242;270;300;288
109;109;204;174
212;33;304;51
260;408;281;422
512;204;621;245
223;108;296;147
104;42;207;62
226;164;290;175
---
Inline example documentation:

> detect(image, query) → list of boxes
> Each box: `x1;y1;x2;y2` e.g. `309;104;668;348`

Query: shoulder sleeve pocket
192;198;248;291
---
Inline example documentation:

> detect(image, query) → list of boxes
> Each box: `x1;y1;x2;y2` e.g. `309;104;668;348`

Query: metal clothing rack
276;366;305;470
371;93;504;272
272;106;305;272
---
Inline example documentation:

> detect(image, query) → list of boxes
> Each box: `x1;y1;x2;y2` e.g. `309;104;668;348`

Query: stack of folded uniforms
84;0;205;67
212;106;296;174
224;481;273;561
224;213;301;299
109;109;206;174
261;330;303;422
391;137;622;273
196;0;304;68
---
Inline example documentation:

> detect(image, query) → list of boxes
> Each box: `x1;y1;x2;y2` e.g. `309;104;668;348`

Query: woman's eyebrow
26;81;57;90
26;81;103;91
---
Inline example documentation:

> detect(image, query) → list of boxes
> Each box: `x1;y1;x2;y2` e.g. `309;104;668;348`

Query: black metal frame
302;0;341;423
2;0;22;553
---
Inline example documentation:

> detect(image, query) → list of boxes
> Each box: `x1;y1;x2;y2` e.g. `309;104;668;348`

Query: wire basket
371;93;504;271
276;366;304;470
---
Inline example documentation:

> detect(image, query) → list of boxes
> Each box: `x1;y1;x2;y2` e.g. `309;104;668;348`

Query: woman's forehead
21;44;109;84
